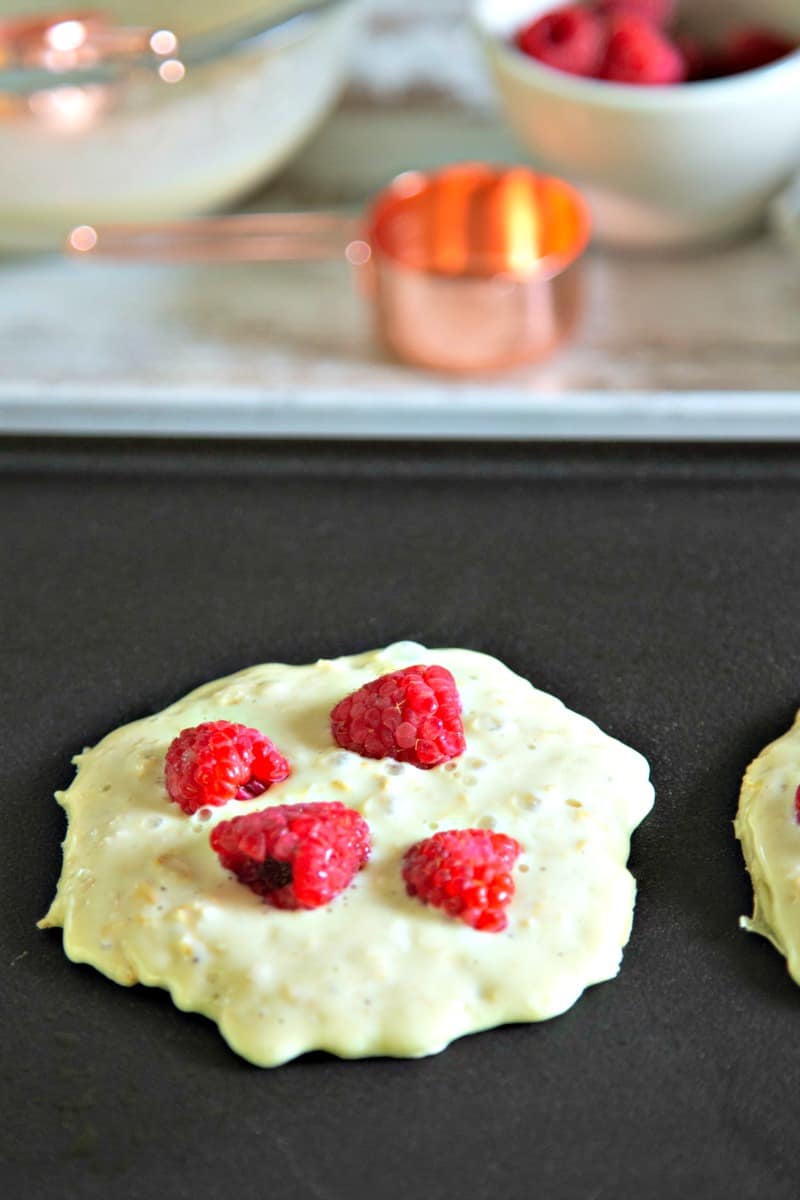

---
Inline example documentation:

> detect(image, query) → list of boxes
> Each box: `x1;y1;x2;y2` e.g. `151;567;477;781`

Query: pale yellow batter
40;643;654;1065
736;709;800;984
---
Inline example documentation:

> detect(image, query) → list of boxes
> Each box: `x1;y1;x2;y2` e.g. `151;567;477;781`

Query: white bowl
472;0;800;247
0;0;362;250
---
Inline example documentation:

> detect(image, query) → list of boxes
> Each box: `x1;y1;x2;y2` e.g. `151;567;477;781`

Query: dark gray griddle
2;438;799;1200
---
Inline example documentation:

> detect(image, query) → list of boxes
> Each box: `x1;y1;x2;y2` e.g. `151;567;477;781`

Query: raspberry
402;829;522;933
330;664;466;769
795;785;800;825
515;5;607;77
600;12;687;84
595;0;675;29
210;801;370;909
723;28;797;76
165;721;290;814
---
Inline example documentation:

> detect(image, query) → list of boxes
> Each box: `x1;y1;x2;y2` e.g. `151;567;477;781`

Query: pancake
736;710;800;983
40;642;654;1065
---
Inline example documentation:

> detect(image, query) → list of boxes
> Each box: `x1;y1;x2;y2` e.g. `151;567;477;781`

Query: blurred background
0;0;798;435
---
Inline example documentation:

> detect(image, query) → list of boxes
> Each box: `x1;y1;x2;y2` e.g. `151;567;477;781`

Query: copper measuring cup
68;163;591;372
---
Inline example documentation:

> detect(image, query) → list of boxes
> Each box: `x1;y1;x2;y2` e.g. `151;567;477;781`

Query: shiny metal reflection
66;163;591;372
364;164;590;371
0;10;179;69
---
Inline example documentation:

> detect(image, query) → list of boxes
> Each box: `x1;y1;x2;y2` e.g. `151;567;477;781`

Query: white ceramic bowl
0;0;362;250
472;0;800;247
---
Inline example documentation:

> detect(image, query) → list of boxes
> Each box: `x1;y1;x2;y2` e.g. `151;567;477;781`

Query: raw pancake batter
41;643;654;1065
736;709;800;984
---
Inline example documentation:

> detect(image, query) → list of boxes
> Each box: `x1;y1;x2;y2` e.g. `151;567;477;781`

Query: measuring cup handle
66;212;363;264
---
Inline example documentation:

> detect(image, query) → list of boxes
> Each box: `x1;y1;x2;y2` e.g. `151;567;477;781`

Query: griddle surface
2;440;799;1200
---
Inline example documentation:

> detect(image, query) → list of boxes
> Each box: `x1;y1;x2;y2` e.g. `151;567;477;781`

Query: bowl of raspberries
472;0;800;246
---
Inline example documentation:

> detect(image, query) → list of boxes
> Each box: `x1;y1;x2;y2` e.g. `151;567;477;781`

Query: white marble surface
1;0;799;437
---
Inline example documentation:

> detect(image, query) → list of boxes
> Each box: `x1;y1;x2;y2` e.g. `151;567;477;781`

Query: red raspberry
723;28;797;76
165;721;290;814
795;784;800;825
600;12;687;84
402;829;522;933
210;801;370;909
330;664;466;769
515;5;607;78
595;0;675;29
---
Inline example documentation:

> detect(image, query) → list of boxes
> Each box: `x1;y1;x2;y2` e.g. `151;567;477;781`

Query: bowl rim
366;163;593;282
0;0;355;94
470;0;800;110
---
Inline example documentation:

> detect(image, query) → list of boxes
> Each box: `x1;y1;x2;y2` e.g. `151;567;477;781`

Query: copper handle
67;213;365;264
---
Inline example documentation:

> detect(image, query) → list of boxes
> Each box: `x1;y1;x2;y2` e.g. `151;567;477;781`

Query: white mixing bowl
472;0;800;246
0;0;362;250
